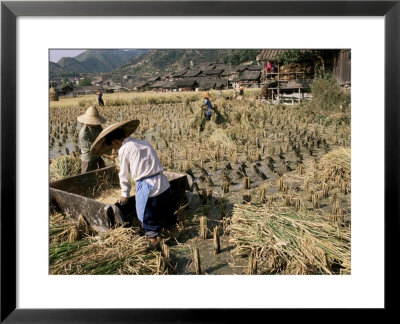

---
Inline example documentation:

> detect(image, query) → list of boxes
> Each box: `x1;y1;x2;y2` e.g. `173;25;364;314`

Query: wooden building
147;76;161;85
175;79;198;91
183;69;202;78
151;80;169;92
133;81;149;92
238;70;261;87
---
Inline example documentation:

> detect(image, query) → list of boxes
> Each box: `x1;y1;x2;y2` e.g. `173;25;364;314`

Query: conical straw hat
203;92;211;99
77;106;106;125
90;119;140;156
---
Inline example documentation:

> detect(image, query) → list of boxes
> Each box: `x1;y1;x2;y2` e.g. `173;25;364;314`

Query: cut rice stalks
50;227;161;275
319;148;351;185
229;203;351;274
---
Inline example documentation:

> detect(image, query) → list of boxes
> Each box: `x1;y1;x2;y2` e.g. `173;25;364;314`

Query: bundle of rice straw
50;227;162;275
209;129;236;151
189;104;206;130
229;203;351;274
319;148;351;184
50;154;81;180
210;104;228;125
49;87;59;101
49;211;78;244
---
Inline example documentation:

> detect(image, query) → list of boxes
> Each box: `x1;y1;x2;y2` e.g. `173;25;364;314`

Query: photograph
49;48;352;275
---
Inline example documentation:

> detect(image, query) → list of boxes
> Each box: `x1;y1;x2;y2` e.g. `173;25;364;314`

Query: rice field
49;85;351;275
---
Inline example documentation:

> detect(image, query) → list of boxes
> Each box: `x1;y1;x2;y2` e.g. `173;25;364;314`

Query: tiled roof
151;81;168;88
170;69;188;77
175;79;198;87
162;81;177;89
133;81;149;88
203;69;223;76
240;71;261;80
148;76;160;82
257;49;288;61
246;65;262;71
183;69;202;77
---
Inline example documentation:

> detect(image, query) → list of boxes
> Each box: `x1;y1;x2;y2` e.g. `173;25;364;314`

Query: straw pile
189;104;207;130
49;87;59;101
319;148;351;184
50;211;79;244
209;129;236;151
50;154;81;180
50;227;161;275
229;204;351;274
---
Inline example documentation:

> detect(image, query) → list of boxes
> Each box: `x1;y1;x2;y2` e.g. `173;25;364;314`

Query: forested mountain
49;49;149;77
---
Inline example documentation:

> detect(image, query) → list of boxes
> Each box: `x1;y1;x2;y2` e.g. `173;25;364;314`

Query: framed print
1;0;399;322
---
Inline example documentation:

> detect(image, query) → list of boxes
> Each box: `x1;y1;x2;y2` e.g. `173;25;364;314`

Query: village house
102;79;114;87
147;76;161;85
183;69;202;78
214;79;229;89
198;78;216;91
133;81;149;92
75;85;101;96
202;69;223;78
175;79;198;91
232;70;261;88
198;62;215;70
92;79;103;87
170;68;189;81
161;81;178;92
151;80;169;92
55;83;74;97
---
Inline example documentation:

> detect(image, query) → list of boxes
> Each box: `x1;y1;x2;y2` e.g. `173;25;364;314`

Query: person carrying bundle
96;90;105;106
203;92;213;121
77;106;114;173
90;119;180;249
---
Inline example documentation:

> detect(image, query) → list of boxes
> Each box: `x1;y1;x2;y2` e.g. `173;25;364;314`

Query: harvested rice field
49;86;351;275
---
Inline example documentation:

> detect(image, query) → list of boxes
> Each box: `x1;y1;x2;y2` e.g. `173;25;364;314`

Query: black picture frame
1;0;398;322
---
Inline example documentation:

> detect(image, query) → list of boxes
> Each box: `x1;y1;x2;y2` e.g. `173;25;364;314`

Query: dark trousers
205;113;211;121
142;188;177;237
81;157;105;173
98;98;104;106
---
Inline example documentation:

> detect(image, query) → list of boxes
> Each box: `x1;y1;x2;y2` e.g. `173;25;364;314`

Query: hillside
112;49;260;82
49;49;148;78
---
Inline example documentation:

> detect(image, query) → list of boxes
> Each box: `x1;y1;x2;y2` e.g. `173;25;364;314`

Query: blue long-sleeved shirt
204;99;213;115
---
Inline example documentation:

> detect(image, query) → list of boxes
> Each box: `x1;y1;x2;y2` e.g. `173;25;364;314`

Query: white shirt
118;137;170;198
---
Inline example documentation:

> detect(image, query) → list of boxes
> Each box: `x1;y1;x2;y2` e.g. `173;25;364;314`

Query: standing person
77;106;114;173
218;89;222;98
266;61;272;79
96;90;104;106
90;119;180;248
239;85;244;96
203;92;213;121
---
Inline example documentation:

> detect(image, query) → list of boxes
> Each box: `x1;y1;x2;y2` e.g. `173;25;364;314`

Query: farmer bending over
90;119;179;248
77;106;114;173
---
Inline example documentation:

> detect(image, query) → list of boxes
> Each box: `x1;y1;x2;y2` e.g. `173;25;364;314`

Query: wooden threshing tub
49;166;189;232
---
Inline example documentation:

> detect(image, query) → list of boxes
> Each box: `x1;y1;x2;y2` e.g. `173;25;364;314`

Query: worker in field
90;119;180;249
77;106;115;173
239;85;244;96
203;92;213;121
96;90;105;106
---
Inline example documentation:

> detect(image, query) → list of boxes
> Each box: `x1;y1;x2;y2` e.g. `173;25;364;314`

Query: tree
79;77;92;86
